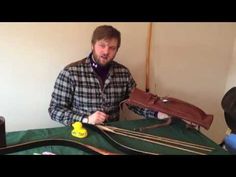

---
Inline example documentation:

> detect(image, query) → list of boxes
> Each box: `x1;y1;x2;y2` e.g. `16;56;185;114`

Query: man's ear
91;42;96;50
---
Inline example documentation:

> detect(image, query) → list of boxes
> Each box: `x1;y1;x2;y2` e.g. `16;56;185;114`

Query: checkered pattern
48;56;157;125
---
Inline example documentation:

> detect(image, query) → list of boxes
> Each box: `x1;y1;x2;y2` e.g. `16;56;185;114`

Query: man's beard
93;53;113;67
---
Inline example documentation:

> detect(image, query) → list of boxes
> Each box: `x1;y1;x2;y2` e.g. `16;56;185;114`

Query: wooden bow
95;124;214;155
0;139;119;155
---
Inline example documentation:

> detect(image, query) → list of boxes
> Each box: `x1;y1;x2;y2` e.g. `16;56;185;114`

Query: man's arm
123;70;159;119
124;71;161;119
48;69;83;125
127;105;157;118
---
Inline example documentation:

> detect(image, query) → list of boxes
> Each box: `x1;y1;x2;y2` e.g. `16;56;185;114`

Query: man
48;25;169;126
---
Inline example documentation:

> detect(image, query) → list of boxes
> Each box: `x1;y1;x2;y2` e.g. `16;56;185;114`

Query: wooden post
145;22;153;93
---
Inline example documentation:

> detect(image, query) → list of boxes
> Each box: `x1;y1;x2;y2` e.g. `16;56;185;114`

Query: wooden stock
122;88;213;130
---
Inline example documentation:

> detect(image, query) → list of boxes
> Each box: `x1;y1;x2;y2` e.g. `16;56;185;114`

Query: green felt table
5;118;228;155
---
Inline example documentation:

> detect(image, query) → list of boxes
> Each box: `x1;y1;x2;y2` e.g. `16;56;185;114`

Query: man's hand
88;111;109;125
157;112;171;120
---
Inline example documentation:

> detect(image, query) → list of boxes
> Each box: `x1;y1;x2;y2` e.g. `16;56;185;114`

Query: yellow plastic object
71;122;88;138
72;122;83;129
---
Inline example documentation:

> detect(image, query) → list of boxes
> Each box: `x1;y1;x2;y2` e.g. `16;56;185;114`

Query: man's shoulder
64;57;87;69
112;61;129;71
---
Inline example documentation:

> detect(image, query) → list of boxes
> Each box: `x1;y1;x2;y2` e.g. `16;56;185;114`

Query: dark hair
222;87;236;132
91;25;121;48
222;87;236;118
224;112;236;133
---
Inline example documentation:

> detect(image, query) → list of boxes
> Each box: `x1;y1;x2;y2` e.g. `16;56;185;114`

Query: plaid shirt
48;55;157;125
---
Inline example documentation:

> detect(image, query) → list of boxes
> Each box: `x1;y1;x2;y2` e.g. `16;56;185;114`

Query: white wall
225;36;236;91
150;23;236;143
0;22;148;132
1;22;236;144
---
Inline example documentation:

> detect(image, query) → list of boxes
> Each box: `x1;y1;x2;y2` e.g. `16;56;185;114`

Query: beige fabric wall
0;22;148;131
150;23;236;143
0;22;235;143
225;36;236;91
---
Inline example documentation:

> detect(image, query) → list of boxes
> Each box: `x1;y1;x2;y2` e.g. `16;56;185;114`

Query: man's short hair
91;25;121;48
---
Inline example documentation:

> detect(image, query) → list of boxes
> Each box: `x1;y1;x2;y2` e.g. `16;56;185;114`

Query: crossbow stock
121;88;213;130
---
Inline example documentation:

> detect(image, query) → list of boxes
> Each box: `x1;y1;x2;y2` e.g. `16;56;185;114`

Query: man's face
92;38;119;66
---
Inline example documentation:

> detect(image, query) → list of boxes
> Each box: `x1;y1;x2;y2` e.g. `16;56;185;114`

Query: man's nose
103;46;109;54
